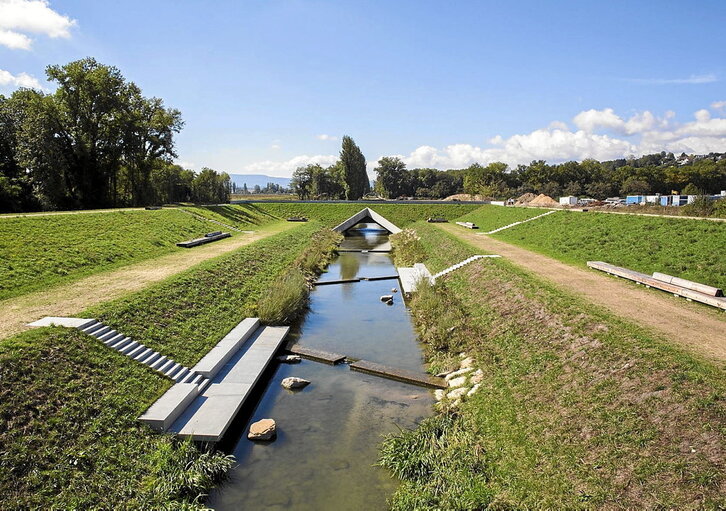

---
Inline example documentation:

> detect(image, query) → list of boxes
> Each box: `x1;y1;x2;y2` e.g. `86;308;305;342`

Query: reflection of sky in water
207;225;432;511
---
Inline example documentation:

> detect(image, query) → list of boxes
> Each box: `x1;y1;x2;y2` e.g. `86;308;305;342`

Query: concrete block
27;317;97;329
191;318;260;378
139;383;200;432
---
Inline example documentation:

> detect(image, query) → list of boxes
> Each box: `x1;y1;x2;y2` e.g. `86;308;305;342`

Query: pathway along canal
207;223;433;510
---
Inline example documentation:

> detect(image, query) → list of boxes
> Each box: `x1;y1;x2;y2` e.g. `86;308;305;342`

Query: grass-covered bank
382;223;726;509
490;209;726;291
251;202;481;227
0;222;334;509
454;204;552;232
0;205;282;301
86;222;326;367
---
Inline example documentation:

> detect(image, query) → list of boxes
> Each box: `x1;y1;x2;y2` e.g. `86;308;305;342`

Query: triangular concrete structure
332;207;402;234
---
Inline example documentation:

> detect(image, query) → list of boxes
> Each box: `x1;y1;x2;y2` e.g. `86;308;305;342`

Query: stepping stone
248;418;276;441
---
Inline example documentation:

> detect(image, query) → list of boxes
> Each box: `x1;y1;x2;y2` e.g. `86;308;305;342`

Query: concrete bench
138;383;201;431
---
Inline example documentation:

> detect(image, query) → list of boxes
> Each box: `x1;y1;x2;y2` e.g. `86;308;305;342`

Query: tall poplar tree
339;135;369;200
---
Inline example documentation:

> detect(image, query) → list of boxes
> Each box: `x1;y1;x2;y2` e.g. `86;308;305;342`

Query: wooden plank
349;359;446;389
360;275;399;281
313;278;361;286
286;344;346;364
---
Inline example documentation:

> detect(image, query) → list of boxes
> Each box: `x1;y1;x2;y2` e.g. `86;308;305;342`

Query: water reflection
206;222;432;510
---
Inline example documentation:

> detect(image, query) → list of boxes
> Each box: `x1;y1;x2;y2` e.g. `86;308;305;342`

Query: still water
207;223;433;510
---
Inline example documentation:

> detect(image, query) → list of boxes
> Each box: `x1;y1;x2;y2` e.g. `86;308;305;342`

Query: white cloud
246;104;726;175
711;100;726;112
270;144;281;150
0;68;44;89
316;134;337;141
0;28;31;49
0;0;76;50
243;154;338;177
625;74;718;85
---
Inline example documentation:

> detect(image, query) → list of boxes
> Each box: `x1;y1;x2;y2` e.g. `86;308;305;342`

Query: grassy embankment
381;223;725;509
0;222;339;509
178;204;279;229
252;202;481;227
479;209;726;290
0;206;281;301
453;204;552;231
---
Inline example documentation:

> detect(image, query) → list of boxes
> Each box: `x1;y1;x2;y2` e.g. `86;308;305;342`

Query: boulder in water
248;418;276;441
281;377;311;389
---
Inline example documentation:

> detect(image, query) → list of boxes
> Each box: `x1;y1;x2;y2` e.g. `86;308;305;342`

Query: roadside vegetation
0;221;335;508
489;210;726;290
0;206;281;301
383;223;726;509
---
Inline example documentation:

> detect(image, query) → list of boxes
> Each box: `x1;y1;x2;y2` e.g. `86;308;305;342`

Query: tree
339;136;369;199
291;165;314;199
463;162;508;197
620;176;650;195
191;167;230;203
374;156;409;198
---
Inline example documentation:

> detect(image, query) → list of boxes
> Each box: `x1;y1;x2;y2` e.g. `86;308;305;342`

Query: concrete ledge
350;359;446;389
139;383;200;431
286;344;347;364
27;317;97;329
191;318;260;378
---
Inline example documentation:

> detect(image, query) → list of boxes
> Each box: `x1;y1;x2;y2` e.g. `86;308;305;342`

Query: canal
207;223;433;510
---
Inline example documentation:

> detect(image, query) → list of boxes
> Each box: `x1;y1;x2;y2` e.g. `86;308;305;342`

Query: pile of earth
515;192;537;205
528;194;559;207
444;193;490;201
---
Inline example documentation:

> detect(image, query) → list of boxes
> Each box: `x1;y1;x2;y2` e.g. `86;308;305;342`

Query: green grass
454;204;552;231
179;204;279;229
1;222;331;508
86;222;323;367
382;223;726;509
493;210;726;290
251;202;481;228
0;206;282;301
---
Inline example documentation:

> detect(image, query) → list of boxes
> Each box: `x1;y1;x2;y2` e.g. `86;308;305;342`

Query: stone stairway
77;320;205;384
431;255;501;282
485;210;557;234
28;317;204;385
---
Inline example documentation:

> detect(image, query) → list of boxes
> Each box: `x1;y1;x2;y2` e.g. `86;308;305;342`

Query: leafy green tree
291;165;314;199
620;176;650;195
339;136;369;199
374;156;409;198
192;167;230;203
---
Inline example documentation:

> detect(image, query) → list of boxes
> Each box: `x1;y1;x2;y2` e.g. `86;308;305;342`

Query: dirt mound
515;193;537;205
528;194;559;207
444;193;489;201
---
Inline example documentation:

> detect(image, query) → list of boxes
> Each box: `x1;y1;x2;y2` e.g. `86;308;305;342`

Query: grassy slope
492;210;726;290
0;206;282;301
382;223;726;509
454;204;552;231
251;202;481;228
179;204;279;229
86;222;323;367
0;222;322;509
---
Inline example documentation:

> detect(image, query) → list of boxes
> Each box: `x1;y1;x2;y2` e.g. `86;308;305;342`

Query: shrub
390;228;424;266
257;268;308;325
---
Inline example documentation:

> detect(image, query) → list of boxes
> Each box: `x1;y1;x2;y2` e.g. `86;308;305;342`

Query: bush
390;228;424;266
257;268;308;325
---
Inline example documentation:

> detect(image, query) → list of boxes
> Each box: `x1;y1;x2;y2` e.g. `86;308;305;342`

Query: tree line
371;152;726;200
0;58;231;213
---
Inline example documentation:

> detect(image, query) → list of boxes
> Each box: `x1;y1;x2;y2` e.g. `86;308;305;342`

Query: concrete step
91;326;112;338
118;340;140;355
110;337;133;350
191;318;260;379
98;330;119;342
149;356;170;371
103;333;124;346
141;352;161;365
181;372;198;383
173;368;190;382
164;363;182;378
138;383;201;432
190;374;205;386
127;345;147;359
156;359;175;374
132;347;153;362
80;321;102;334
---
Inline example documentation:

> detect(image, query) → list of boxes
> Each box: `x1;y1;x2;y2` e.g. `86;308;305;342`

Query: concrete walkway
440;224;726;363
0;222;293;340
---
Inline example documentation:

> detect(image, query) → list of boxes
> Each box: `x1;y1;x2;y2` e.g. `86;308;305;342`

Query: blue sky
1;0;726;177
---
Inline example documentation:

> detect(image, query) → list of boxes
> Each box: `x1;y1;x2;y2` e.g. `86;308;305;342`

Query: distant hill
229;174;291;189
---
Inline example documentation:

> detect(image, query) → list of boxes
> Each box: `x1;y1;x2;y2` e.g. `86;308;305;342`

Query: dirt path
0;223;293;340
440;224;726;362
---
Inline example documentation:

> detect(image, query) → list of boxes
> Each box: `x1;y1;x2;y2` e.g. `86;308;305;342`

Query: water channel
207;223;433;510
